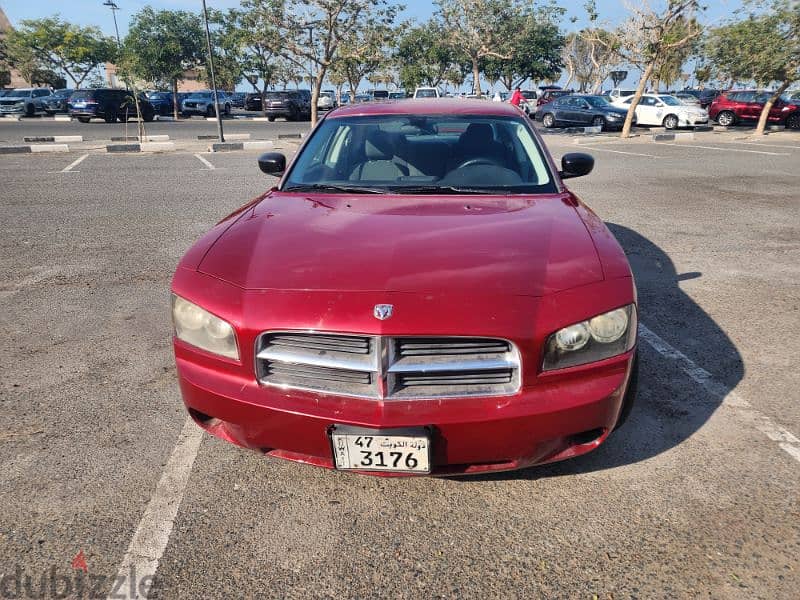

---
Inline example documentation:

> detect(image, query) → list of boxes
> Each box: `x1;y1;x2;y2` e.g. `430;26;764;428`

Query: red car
709;90;800;128
171;99;638;476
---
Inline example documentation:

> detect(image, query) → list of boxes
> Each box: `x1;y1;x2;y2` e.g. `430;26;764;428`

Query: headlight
171;294;239;359
543;305;636;371
605;113;621;119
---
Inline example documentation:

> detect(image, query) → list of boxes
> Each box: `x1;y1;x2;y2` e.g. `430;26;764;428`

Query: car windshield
282;114;555;194
585;96;610;107
658;96;682;106
188;92;213;99
150;93;170;100
416;90;437;98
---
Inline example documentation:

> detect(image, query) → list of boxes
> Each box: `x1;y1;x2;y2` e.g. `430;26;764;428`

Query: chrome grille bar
255;332;521;399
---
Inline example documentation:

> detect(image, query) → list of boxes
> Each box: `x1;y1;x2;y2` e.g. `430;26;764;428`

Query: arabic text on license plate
332;432;430;473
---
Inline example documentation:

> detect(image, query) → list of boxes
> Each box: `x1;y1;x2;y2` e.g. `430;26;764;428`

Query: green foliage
120;7;204;88
4;16;116;88
481;10;565;90
395;21;466;90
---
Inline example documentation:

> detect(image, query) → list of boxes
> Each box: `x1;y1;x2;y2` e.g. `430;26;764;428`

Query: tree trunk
621;62;654;138
471;58;481;97
310;68;325;126
755;81;791;135
172;79;180;120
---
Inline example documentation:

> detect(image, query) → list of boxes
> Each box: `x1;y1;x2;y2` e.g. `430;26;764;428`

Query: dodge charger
171;99;638;476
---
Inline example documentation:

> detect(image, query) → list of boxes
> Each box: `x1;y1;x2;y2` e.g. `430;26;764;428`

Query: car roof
328;98;523;119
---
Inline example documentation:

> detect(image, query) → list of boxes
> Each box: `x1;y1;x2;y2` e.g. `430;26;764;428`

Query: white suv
413;87;441;99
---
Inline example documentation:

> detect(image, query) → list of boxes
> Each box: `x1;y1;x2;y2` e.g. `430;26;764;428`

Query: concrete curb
54;115;73;122
0;144;69;153
110;135;170;142
154;115;175;121
563;125;603;135
141;142;175;152
24;136;83;143
208;140;274;152
0;115;23;121
278;133;304;139
106;144;142;153
653;132;695;142
197;133;251;140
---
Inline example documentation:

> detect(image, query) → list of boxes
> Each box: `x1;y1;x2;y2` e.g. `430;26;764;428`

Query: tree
330;18;396;101
561;28;615;92
704;0;799;134
254;0;401;125
481;10;565;90
436;0;521;96
3;17;116;88
120;8;204;119
395;22;464;91
590;0;703;137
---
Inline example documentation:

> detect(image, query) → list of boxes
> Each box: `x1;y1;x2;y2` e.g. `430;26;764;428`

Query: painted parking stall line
194;153;216;170
638;323;800;465
578;145;659;158
108;417;203;599
61;153;89;173
660;143;790;156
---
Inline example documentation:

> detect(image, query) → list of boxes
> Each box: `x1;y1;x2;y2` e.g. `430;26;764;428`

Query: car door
635;96;659;125
574;98;594;124
33;88;50;110
552;97;573;123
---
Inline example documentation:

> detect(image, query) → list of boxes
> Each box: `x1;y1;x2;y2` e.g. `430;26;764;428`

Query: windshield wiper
282;183;388;194
391;185;507;195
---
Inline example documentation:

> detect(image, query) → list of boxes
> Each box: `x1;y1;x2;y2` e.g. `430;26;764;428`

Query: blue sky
2;0;742;39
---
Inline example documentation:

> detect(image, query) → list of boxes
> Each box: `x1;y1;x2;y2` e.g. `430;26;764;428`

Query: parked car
43;88;74;115
607;88;637;103
370;90;389;100
353;94;372;103
535;89;570;109
171;98;638;476
228;92;246;108
389;91;407;99
697;89;722;109
413;86;441;99
68;88;155;123
614;94;708;129
317;90;337;111
709;90;800;129
0;87;51;117
537;94;631;130
244;93;263;111
261;90;311;121
673;92;701;106
519;90;538;115
146;91;175;116
181;91;231;117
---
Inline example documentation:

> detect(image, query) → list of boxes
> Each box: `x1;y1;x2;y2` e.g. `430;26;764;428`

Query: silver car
180;91;231;117
0;88;52;116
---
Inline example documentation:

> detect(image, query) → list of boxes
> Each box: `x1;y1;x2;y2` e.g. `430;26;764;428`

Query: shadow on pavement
467;222;744;481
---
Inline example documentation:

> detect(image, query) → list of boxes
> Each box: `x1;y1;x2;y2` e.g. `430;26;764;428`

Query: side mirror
560;153;594;180
655;102;665;107
258;152;286;176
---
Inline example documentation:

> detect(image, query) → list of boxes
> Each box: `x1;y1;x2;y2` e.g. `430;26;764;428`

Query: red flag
71;550;88;573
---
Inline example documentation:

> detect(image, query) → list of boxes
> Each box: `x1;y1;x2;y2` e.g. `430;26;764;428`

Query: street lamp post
103;0;121;46
201;0;225;143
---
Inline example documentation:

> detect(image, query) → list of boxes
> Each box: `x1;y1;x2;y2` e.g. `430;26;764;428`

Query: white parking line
579;146;658;158
59;153;89;173
660;143;789;156
194;153;215;170
720;141;800;150
638;323;800;465
108;417;203;599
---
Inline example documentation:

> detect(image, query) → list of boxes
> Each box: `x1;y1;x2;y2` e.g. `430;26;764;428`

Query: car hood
197;192;604;297
602;105;628;115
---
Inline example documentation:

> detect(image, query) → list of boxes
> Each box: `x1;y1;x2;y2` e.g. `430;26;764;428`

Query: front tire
663;114;679;130
591;115;605;129
267;115;275;122
716;110;735;127
542;113;556;128
786;113;800;130
77;117;90;123
25;103;35;117
207;105;215;117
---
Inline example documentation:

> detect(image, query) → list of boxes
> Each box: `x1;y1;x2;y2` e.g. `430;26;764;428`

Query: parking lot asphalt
1;133;799;598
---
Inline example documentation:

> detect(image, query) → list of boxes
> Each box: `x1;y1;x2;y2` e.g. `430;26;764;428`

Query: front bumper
181;103;211;115
0;105;26;114
176;342;635;476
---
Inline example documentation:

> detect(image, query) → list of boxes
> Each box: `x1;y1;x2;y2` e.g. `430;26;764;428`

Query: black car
228;92;245;108
245;93;263;111
697;89;722;109
536;94;630;130
261;90;311;121
68;88;155;123
44;89;74;115
146;91;175;116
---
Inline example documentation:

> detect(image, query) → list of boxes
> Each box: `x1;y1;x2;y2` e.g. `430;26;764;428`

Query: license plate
331;426;430;473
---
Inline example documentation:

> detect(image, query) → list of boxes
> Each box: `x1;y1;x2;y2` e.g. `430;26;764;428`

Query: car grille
255;332;521;399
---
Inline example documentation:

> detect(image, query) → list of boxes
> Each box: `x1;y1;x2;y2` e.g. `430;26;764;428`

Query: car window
585;96;609;107
283;114;555;194
736;91;755;102
659;96;682;106
34;89;49;97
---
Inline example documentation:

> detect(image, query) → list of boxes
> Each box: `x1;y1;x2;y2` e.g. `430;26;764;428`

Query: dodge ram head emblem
373;304;393;320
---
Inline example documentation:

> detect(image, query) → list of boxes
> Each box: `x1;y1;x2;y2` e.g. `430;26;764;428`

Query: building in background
0;5;29;88
104;62;207;92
